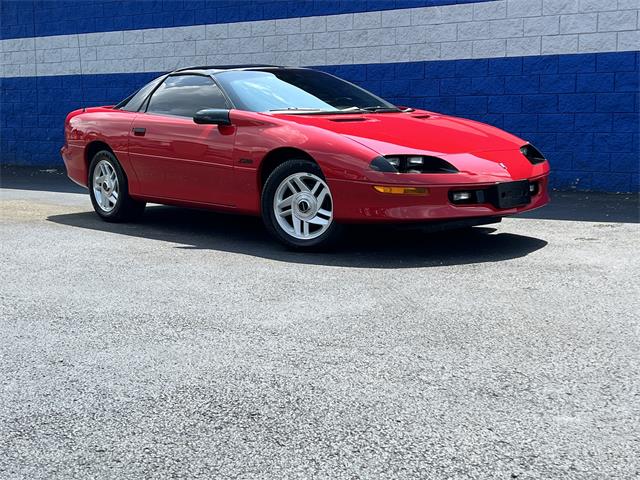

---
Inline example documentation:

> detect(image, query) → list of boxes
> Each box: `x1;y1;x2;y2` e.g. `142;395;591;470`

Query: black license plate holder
493;180;531;209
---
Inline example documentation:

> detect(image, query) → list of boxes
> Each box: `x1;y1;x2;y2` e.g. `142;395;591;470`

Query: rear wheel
88;150;145;222
262;159;342;250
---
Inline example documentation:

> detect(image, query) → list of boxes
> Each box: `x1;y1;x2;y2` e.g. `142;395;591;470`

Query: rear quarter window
117;76;165;112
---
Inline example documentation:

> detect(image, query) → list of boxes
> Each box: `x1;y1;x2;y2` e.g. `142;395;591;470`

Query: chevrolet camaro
61;65;550;249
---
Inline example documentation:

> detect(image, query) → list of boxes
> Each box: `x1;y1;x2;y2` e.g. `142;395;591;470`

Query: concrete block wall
1;0;639;192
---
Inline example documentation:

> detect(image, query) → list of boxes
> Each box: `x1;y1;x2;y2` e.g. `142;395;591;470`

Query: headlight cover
370;155;458;174
520;144;546;165
370;156;399;173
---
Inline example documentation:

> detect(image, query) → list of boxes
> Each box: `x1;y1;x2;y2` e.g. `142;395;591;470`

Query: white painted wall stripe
1;0;638;77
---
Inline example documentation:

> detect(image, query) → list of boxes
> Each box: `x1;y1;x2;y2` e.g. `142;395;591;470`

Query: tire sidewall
261;159;341;249
88;150;129;220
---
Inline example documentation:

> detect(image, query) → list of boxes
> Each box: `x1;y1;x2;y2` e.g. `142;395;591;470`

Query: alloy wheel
92;159;119;213
273;172;333;240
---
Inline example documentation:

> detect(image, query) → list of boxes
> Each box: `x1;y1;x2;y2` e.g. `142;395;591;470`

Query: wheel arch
258;147;320;189
85;140;114;170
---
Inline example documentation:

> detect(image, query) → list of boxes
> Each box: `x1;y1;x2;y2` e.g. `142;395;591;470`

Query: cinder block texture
2;0;638;76
1;1;638;192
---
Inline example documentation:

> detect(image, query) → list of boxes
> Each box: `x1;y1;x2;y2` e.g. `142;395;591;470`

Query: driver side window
146;75;228;118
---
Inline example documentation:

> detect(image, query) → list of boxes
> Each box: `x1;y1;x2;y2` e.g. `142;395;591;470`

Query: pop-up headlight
370;155;458;174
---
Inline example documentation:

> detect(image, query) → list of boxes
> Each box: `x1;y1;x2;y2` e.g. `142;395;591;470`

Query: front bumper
329;174;549;222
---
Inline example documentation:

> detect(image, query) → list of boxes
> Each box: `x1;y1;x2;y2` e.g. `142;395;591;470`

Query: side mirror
193;108;232;126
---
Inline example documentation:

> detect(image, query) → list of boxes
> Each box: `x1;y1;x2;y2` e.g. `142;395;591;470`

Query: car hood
273;111;524;157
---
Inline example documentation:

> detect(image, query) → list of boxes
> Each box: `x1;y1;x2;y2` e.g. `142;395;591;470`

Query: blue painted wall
1;0;638;192
2;52;637;192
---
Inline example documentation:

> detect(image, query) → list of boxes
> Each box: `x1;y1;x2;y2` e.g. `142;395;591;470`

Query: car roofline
171;64;301;74
116;65;318;111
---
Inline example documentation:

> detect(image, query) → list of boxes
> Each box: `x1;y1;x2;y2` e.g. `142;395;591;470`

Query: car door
128;74;237;206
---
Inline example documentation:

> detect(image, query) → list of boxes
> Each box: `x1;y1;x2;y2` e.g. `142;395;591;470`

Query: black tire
88;150;145;222
261;159;343;250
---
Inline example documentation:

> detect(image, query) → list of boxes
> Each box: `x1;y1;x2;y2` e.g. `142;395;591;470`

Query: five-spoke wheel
273;172;333;240
262;159;342;249
92;159;119;213
88;150;145;222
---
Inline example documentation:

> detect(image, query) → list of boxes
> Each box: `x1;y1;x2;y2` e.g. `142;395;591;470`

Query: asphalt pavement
1;168;639;479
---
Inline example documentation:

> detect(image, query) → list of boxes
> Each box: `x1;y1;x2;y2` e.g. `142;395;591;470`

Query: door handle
132;127;146;136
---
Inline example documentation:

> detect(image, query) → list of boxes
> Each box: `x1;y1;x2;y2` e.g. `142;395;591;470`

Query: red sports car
61;65;549;249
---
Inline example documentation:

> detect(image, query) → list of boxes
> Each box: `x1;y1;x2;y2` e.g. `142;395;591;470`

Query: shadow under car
47;205;548;269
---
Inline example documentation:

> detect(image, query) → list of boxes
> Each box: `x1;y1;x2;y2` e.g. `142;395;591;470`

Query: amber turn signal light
373;186;429;195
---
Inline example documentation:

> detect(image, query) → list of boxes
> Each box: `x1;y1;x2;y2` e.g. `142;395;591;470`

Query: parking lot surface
1;170;639;479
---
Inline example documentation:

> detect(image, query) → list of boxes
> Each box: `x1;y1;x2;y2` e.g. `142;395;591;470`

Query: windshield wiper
269;107;335;113
269;107;370;115
342;106;402;113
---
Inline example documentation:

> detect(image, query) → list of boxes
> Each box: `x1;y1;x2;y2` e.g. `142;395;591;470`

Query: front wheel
261;160;342;250
88;150;145;222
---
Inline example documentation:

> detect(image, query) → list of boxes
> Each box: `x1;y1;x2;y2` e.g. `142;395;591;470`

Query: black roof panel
172;64;282;73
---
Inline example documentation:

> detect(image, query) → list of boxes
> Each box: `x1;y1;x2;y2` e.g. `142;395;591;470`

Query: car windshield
215;69;399;113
